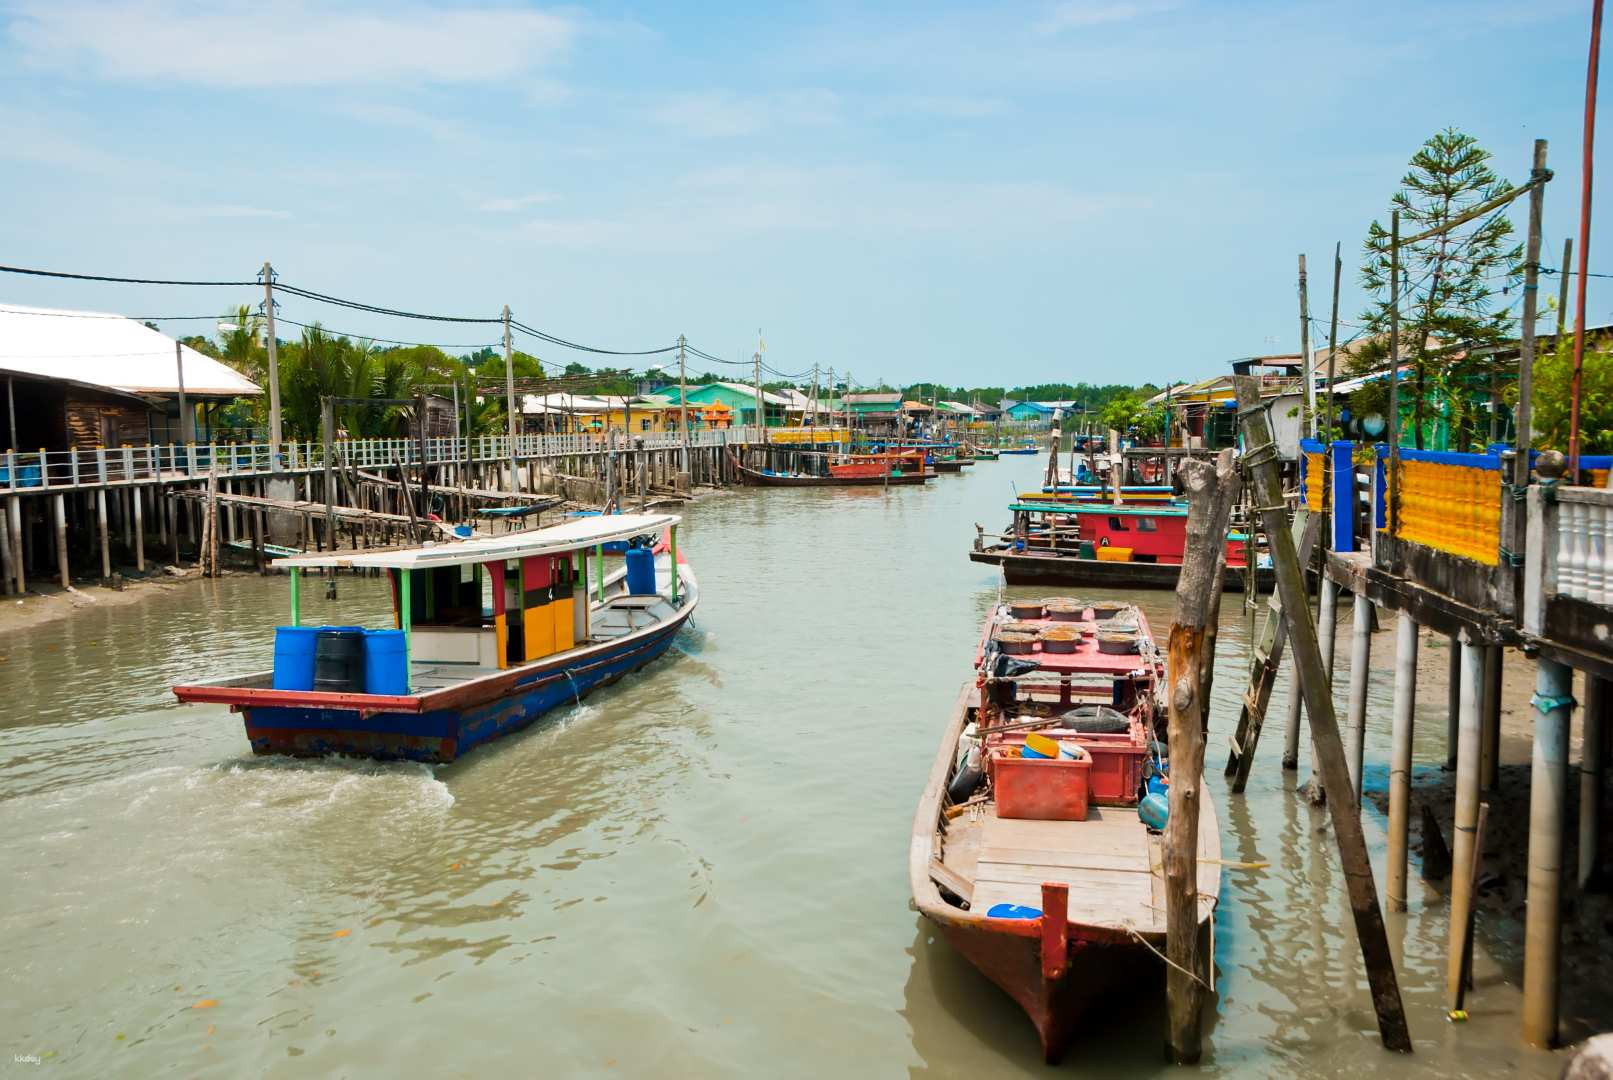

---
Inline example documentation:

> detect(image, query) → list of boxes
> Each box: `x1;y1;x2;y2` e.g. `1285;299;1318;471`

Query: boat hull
997;448;1040;455
932;918;1183;1062
237;617;687;763
735;463;928;487
970;548;1271;591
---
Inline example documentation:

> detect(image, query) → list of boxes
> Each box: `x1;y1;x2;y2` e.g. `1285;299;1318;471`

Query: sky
0;0;1607;391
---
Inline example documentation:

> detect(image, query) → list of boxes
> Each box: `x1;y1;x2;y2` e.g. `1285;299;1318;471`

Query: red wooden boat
971;501;1272;591
909;598;1220;1061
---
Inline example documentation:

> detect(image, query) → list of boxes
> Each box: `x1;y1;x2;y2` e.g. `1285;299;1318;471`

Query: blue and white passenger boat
173;513;695;763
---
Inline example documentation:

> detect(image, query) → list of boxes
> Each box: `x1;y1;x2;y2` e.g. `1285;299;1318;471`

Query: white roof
273;512;680;570
939;400;977;414
521;392;610;414
0;304;261;396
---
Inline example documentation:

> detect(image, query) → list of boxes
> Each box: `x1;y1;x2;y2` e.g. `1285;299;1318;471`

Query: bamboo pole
53;493;69;589
1165;449;1239;1064
1232;375;1412;1051
1387;612;1419;911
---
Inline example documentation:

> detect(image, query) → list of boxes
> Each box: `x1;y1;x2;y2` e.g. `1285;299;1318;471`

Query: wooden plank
978;847;1153;874
1225;509;1321;790
927;858;974;905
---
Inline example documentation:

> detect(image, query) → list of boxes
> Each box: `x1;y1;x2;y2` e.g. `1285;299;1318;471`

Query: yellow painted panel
524;606;555;661
551;596;575;652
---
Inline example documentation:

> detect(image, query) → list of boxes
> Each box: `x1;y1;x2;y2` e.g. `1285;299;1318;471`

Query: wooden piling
1164;449;1239;1065
1522;656;1572;1046
0;496;13;595
1233;375;1412;1052
96;488;110;580
132;489;144;572
1346;589;1373;803
1447;635;1485;1000
1581;676;1607;889
1305;576;1340;800
1447;638;1462;770
1481;645;1503;791
1387;612;1419;911
53;493;69;589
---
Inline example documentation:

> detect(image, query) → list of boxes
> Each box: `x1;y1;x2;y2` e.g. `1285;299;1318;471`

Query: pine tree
1350;129;1523;449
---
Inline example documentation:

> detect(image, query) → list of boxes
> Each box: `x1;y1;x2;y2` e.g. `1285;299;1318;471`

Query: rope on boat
1121;919;1212;992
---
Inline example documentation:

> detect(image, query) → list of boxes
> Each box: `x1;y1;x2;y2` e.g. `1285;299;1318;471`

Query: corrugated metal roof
0;303;261;397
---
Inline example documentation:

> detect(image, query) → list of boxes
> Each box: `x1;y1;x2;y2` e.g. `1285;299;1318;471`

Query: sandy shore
0;569;208;639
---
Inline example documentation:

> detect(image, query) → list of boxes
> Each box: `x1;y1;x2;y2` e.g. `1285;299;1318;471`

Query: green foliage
1512;338;1613;455
1350;128;1523;450
1096;393;1165;437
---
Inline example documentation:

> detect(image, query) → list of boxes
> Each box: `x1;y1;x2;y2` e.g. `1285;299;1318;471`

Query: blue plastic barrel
272;626;321;690
624;546;657;596
1138;791;1169;831
363;629;409;696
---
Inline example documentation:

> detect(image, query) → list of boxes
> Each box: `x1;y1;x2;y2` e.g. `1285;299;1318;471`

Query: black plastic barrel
313;628;365;692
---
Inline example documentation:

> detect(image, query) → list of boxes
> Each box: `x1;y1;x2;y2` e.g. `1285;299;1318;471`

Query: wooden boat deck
945;794;1219;938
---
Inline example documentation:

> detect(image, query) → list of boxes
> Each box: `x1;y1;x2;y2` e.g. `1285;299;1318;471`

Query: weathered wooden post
1481;645;1503;791
53;492;69;589
1345;589;1373;802
1233;375;1412;1052
1582;677;1608;889
1164;448;1239;1064
1387;612;1419;910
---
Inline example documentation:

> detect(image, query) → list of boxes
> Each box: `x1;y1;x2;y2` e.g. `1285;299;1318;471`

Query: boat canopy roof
1008;501;1188;516
272;513;680;571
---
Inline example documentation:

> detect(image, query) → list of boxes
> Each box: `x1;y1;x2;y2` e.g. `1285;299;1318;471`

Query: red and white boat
909;597;1220;1061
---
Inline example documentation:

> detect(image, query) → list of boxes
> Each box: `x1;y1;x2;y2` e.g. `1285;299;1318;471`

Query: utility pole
261;261;282;468
677;334;690;476
1558;238;1573;336
1298;254;1313;436
1569;0;1603;481
1323;242;1342;445
753;332;765;436
174;340;191;444
503;305;517;492
810;364;820;429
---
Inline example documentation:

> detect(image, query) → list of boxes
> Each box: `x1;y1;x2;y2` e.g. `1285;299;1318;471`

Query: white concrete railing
0;427;762;493
1557;486;1613;607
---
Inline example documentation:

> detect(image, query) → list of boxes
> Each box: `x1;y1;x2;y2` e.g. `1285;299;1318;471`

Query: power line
271;282;503;325
0;306;232;322
0;263;259;287
507;318;677;357
272;316;501;352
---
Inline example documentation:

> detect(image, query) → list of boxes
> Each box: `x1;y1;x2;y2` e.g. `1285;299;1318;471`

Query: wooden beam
1232;375;1412;1053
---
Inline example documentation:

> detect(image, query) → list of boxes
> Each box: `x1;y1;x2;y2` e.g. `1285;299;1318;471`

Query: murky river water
0;456;1576;1076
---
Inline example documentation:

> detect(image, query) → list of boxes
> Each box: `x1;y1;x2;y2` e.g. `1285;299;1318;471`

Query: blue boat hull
240;619;686;763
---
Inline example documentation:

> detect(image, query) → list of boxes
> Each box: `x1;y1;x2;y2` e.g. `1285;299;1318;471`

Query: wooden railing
0;427;762;493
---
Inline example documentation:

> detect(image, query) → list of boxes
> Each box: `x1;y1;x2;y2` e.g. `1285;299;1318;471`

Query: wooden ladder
1222;509;1322;792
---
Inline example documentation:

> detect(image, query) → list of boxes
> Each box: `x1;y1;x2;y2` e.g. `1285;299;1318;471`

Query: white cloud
8;1;576;87
651;90;839;138
896;94;1007;119
1037;0;1181;34
479;192;560;212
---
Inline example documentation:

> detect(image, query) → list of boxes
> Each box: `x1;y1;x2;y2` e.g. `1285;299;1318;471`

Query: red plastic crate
992;729;1147;806
991;748;1091;821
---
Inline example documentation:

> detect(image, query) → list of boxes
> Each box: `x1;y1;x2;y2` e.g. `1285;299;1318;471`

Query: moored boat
734;460;930;486
910;599;1220;1061
172;513;696;763
972;501;1272;591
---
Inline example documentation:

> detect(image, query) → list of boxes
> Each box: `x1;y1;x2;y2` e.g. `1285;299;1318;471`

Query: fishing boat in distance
972;500;1272;590
910;597;1220;1062
172;513;695;763
729;448;932;486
